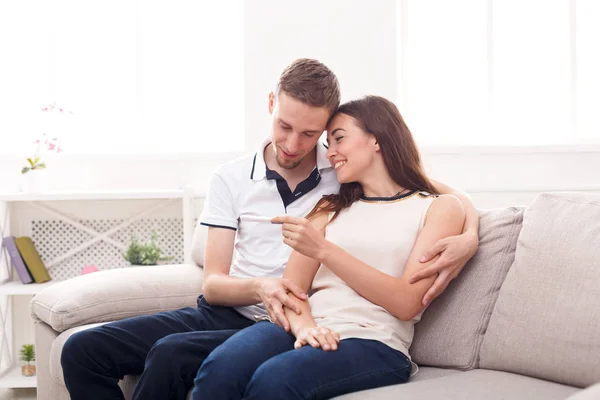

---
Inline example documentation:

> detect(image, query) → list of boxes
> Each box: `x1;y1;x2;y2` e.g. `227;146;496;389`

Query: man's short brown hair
275;58;341;114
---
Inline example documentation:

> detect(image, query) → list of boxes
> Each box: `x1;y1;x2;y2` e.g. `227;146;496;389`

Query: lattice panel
32;218;184;280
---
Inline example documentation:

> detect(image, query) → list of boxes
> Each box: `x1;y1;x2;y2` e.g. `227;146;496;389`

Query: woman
191;95;466;399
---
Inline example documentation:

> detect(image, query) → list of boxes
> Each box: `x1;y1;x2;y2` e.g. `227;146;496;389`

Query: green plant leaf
21;167;31;174
27;158;35;167
37;162;47;169
123;233;170;266
19;344;35;363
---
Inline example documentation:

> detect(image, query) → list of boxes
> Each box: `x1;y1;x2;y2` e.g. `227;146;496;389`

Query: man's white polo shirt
199;138;340;320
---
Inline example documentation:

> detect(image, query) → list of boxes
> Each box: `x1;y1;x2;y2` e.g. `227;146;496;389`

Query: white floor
0;389;36;400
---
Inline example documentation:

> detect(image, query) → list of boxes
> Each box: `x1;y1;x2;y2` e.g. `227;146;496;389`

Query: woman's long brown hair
306;95;439;222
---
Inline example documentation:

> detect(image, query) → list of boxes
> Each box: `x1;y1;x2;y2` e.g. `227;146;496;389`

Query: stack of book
2;236;52;284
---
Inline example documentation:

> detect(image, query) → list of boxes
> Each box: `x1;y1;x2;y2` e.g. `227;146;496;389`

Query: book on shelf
2;236;34;284
14;236;52;283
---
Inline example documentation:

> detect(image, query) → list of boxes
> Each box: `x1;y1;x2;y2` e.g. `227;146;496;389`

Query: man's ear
268;91;275;115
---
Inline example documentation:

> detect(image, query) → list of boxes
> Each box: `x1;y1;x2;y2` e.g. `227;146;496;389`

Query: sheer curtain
0;0;244;155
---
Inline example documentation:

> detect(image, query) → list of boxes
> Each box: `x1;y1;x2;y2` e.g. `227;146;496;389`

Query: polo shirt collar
251;137;331;181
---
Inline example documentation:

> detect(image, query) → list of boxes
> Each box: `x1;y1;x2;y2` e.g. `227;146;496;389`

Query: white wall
244;0;397;150
0;0;599;209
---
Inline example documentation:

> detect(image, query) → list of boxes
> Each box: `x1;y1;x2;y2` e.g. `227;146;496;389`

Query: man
61;58;479;399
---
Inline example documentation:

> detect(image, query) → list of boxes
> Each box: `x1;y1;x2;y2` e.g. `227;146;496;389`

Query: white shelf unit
0;281;51;389
0;281;56;296
0;188;205;390
0;365;37;389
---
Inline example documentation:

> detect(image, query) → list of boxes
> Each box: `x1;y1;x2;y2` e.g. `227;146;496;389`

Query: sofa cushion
407;366;462;382
190;222;208;267
334;369;579;400
410;207;524;369
480;192;600;388
566;383;600;400
124;368;458;399
31;264;203;332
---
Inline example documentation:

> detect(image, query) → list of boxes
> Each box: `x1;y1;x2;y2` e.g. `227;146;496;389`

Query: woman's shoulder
427;194;465;220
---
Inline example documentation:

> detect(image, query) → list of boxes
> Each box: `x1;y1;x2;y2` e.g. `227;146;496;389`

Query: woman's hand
294;326;340;351
271;216;328;262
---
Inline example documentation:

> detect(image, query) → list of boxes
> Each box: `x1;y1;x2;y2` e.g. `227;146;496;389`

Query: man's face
269;91;331;170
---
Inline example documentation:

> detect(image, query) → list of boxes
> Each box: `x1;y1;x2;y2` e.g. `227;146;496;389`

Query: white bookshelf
0;366;37;389
0;281;56;296
0;189;189;202
0;188;206;390
0;281;50;390
0;188;203;265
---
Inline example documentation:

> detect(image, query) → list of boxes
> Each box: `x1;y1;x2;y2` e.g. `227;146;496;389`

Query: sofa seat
335;369;580;400
49;322;462;400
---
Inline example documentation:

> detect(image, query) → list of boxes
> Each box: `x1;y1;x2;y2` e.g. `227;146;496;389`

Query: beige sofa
30;192;600;399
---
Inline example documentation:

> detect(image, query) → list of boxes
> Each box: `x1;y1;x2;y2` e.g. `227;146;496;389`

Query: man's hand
410;231;479;306
294;326;340;351
255;277;307;332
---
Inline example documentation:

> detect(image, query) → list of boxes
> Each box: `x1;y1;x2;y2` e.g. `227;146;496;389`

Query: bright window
397;0;600;146
0;1;244;155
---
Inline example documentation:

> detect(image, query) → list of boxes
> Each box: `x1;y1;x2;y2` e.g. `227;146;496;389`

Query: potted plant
123;232;173;266
20;344;36;376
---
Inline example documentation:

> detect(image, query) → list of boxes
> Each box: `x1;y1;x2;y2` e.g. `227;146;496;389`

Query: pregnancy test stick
241;215;275;223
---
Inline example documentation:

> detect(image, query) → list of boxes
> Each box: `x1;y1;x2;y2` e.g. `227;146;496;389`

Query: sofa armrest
30;264;203;333
565;383;600;400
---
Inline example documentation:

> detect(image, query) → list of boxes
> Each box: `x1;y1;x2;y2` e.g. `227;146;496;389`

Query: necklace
359;189;417;203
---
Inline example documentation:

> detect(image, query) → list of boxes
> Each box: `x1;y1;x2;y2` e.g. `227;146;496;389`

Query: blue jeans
61;295;254;400
192;321;412;400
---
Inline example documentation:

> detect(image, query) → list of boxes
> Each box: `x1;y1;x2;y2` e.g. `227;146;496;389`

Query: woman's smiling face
326;113;379;184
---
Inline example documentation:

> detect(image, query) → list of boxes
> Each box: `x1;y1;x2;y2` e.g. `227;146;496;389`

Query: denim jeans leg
61;295;254;400
191;321;295;400
243;338;412;400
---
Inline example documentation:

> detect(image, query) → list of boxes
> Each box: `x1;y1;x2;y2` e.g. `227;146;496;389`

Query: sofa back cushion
410;206;524;369
480;192;600;388
191;222;209;267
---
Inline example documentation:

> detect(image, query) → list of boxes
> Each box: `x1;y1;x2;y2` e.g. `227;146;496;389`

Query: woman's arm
317;194;466;321
430;179;478;237
281;249;320;335
279;212;339;350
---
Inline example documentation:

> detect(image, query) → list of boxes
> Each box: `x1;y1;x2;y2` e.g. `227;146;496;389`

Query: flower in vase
21;133;64;174
21;102;71;174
